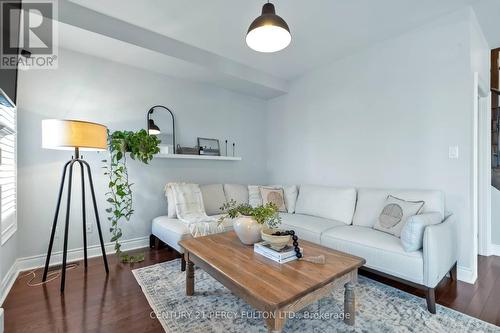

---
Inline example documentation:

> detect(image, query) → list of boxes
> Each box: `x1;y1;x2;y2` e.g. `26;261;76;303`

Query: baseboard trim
457;265;477;284
0;236;149;305
0;261;19;306
15;236;150;272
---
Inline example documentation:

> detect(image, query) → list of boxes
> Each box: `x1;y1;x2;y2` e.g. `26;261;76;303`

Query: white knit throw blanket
166;183;225;237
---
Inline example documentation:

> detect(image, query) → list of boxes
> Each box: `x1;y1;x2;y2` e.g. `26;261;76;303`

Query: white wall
492;187;500;245
469;10;490;82
16;48;268;259
266;8;488;279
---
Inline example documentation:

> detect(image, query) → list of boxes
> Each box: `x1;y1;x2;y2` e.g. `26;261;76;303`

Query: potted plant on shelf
219;200;281;245
103;129;160;263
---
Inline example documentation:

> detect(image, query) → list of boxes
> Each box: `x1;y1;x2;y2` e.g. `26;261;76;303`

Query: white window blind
0;101;16;245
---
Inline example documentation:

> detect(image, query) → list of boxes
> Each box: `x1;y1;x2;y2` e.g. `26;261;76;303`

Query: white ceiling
471;0;500;49
66;0;493;80
55;0;500;98
56;22;288;99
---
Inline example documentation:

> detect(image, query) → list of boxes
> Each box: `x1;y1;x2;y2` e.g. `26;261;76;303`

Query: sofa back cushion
353;188;444;228
200;184;226;216
223;184;249;205
294;185;357;224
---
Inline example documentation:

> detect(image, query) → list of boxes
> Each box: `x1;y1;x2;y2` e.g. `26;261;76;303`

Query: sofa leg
181;256;186;272
449;263;457;282
426;288;436;314
149;234;161;249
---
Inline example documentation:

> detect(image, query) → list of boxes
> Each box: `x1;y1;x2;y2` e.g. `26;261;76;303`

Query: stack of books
254;242;302;264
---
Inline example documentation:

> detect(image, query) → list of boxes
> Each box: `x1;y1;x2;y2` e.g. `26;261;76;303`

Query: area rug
133;259;499;333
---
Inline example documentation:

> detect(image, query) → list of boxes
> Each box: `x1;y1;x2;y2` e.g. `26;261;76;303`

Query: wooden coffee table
178;231;365;333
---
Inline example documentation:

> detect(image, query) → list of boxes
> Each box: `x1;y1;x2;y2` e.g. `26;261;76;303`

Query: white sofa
151;183;457;313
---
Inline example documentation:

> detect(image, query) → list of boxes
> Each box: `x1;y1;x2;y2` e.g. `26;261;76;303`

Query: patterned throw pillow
373;195;425;237
259;187;287;212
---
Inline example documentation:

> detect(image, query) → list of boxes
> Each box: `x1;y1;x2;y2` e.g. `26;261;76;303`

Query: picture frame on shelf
197;137;220;156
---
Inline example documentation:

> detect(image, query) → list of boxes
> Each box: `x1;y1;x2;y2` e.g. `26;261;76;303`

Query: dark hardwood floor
362;255;500;325
3;248;179;333
3;249;500;332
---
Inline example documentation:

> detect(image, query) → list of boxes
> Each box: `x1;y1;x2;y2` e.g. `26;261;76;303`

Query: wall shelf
155;154;242;161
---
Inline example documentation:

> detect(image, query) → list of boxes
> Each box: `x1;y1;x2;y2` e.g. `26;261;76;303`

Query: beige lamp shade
42;119;108;151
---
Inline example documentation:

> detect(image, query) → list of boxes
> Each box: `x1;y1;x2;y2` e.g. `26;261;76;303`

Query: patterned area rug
133;259;499;333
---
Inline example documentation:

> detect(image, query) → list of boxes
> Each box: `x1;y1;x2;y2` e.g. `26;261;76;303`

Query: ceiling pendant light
246;1;291;53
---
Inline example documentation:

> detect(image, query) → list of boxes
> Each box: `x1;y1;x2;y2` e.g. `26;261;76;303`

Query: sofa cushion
152;215;231;252
152;216;191;252
223;184;249;204
321;226;424;284
353;188;445;228
200;184;226;216
279;213;345;244
295;185;356;224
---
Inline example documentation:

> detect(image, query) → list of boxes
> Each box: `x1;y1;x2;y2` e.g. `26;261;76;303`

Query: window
0;90;16;244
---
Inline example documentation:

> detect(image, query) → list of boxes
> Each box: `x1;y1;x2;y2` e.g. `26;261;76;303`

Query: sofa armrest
423;214;457;288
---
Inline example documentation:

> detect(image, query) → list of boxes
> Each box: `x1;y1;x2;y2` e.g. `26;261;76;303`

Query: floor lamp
41;119;109;292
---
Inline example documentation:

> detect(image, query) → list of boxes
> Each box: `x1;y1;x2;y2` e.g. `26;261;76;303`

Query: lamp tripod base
42;149;109;292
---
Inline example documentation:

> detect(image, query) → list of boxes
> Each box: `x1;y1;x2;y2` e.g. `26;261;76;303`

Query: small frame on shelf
197;137;220;156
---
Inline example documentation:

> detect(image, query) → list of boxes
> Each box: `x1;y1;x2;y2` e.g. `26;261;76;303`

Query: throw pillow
400;212;443;252
373;195;425;237
249;185;298;213
260;187;287;212
248;185;263;208
272;185;299;214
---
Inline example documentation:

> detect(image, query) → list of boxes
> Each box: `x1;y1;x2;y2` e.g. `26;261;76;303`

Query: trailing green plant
218;199;281;228
103;129;160;263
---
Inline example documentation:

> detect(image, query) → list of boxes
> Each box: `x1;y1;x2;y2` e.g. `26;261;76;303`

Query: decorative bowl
261;228;291;251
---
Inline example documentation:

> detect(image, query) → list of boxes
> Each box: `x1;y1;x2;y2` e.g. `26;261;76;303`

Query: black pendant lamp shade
148;118;161;135
246;2;291;53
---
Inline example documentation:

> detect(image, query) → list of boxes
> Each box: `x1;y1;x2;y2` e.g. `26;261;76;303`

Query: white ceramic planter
233;216;262;245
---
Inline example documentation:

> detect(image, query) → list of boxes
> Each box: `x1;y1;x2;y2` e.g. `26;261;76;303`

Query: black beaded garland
285;229;301;258
271;229;302;258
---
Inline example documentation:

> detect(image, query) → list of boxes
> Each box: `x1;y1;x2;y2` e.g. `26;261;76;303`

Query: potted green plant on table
219;200;282;245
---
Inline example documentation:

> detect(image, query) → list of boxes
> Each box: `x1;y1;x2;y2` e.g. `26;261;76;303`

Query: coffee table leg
265;312;286;333
344;282;355;325
186;255;194;296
